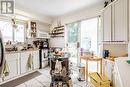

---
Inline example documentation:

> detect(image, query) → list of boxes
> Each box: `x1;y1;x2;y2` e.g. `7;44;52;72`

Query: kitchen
0;0;130;87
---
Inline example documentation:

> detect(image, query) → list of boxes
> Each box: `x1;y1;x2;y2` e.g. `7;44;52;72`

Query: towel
27;54;34;70
55;60;62;73
1;60;9;77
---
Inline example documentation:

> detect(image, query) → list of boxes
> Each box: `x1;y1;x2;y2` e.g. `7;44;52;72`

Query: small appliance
103;50;109;58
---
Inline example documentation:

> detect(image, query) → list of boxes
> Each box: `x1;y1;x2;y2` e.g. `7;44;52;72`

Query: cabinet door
33;50;39;69
20;51;32;74
113;66;123;87
103;5;112;41
102;60;114;81
4;53;19;80
106;61;114;80
113;0;128;41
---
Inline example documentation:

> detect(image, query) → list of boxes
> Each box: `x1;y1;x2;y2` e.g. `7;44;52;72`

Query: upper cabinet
103;5;112;41
113;0;128;41
103;0;128;42
27;21;37;38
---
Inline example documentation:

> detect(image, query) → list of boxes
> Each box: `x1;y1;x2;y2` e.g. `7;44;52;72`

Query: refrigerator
0;31;5;75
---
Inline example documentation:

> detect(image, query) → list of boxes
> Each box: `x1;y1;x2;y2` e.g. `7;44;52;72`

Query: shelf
51;36;64;38
54;28;64;31
49;32;64;35
54;26;64;29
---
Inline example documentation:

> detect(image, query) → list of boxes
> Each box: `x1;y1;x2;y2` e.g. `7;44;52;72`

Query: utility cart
50;57;72;87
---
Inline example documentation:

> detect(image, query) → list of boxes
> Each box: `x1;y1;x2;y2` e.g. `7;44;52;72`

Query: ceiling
15;0;104;18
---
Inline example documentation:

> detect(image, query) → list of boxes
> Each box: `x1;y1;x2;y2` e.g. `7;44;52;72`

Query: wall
15;9;51;32
49;3;103;48
15;9;52;24
37;21;50;33
49;37;65;47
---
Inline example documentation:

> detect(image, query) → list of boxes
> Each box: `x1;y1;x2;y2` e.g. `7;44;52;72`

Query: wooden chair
89;72;111;87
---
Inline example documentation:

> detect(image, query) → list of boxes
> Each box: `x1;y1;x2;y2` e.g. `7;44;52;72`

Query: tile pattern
0;67;94;87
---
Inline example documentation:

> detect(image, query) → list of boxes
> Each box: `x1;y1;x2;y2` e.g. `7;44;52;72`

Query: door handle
77;42;80;48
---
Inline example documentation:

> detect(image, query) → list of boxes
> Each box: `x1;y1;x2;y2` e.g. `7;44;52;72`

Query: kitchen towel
1;60;9;77
27;54;34;70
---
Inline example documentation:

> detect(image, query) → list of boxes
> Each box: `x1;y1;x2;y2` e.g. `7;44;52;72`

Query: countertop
115;57;130;87
5;49;40;54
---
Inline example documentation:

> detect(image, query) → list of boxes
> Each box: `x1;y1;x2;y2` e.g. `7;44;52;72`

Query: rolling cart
50;57;72;87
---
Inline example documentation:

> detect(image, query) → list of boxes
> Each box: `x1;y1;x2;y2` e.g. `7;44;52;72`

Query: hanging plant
11;19;18;29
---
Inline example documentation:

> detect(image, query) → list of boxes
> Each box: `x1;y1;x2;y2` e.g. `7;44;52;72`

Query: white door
20;51;32;74
4;53;19;80
103;5;112;41
113;0;128;41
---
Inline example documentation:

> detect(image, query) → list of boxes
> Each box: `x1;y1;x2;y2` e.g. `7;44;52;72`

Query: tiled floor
1;67;94;87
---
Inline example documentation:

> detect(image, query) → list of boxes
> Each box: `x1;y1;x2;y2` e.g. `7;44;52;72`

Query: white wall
49;37;65;47
37;21;50;33
15;9;51;32
15;9;52;24
49;3;103;47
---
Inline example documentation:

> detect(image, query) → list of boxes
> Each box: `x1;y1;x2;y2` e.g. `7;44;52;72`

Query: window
0;20;25;43
14;24;25;42
0;21;13;42
67;22;80;43
81;18;98;55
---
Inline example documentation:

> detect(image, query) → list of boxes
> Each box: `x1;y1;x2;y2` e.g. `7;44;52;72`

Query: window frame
0;17;26;43
14;20;26;43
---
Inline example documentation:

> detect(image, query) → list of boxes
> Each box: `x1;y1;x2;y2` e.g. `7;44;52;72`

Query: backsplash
103;44;128;57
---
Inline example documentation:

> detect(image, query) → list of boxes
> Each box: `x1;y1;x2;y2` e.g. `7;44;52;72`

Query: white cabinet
4;53;20;80
103;5;112;41
113;0;128;41
129;0;130;40
20;51;32;74
33;50;39;69
113;66;123;87
102;59;114;81
103;0;128;42
0;50;40;84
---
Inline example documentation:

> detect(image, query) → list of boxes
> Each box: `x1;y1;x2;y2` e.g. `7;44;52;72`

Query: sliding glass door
66;17;99;67
66;22;81;66
81;18;98;55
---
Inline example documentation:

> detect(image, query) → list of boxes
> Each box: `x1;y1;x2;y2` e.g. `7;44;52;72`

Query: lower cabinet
1;50;39;83
4;53;20;80
102;59;114;82
113;66;123;87
20;51;32;74
33;50;40;69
